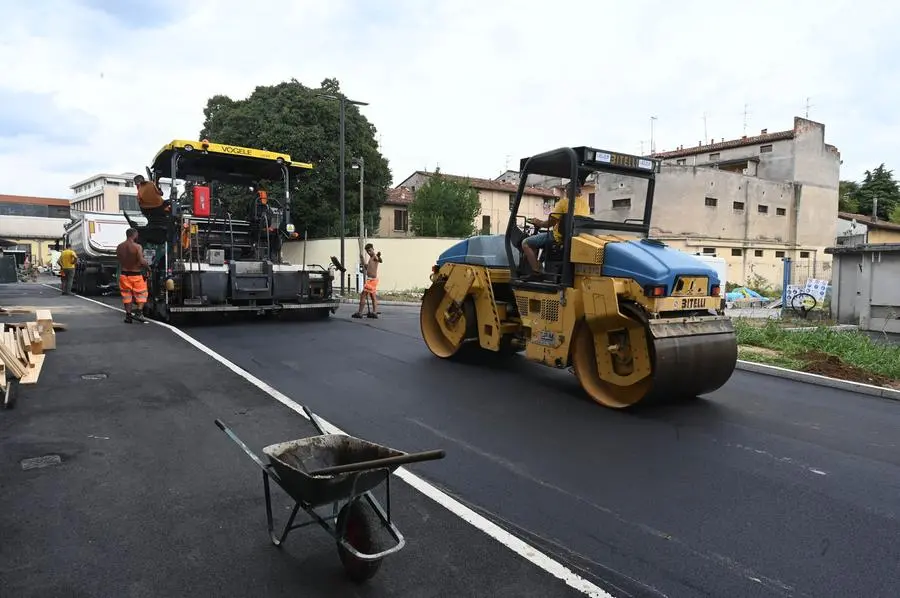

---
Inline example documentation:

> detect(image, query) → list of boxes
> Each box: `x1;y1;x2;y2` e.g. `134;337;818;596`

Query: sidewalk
0;283;588;598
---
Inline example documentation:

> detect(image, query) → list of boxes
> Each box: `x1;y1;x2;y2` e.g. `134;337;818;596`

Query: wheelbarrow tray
263;434;406;508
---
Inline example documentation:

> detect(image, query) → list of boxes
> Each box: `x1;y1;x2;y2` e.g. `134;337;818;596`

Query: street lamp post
351;156;365;293
317;92;369;296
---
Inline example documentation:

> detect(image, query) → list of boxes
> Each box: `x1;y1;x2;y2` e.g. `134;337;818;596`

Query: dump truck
419;146;737;409
63;210;148;296
122;139;342;323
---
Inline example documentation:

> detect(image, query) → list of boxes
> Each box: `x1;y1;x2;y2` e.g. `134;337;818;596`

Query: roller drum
642;319;738;404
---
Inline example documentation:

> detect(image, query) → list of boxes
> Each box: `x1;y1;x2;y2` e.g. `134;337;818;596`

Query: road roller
419;145;737;409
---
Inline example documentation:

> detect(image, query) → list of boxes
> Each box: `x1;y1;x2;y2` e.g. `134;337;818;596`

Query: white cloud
1;0;899;199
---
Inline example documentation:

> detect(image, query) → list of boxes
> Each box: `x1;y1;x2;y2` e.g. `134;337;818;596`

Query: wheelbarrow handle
307;449;446;477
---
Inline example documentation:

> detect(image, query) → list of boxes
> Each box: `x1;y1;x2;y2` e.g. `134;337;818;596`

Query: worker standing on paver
134;175;169;218
352;243;383;319
116;228;149;324
58;243;78;295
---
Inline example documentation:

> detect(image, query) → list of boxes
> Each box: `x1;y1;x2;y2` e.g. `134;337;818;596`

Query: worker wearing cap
521;181;590;276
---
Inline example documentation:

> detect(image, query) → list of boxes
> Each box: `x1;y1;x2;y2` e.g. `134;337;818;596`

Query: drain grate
81;373;108;380
21;454;62;471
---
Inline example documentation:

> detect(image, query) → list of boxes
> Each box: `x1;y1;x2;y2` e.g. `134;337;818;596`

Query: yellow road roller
420;145;737;409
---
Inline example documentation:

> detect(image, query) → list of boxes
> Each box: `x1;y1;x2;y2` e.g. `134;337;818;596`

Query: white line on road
47;285;614;598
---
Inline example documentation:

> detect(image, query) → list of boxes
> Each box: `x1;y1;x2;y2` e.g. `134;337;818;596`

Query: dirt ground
797;351;900;389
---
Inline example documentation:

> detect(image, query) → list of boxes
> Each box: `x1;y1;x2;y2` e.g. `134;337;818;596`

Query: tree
838;180;860;213
890;203;900;224
854;164;900;220
198;78;392;238
408;170;481;237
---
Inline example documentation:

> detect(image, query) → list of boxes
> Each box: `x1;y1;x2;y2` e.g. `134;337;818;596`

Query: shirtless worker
352;243;383;319
116;228;149;324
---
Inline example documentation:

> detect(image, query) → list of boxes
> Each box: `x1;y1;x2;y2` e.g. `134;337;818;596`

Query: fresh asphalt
175;301;900;598
9;282;900;597
0;284;590;598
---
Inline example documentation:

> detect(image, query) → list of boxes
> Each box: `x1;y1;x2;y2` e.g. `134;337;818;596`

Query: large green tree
843;164;900;221
838;180;859;213
198;78;391;238
408;170;481;237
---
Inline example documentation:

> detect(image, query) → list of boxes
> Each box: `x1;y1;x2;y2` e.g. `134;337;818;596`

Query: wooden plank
25;323;43;355
34;309;53;323
0;342;25;379
15;329;34;367
19;354;44;385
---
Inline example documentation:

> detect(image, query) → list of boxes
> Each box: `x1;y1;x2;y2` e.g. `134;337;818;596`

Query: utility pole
650;116;657;155
317;92;369;296
352;157;365;292
703;112;708;142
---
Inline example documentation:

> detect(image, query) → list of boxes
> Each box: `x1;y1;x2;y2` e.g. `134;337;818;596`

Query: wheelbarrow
214;406;445;583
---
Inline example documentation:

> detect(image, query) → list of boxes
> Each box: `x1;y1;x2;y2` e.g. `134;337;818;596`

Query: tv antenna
742;103;750;136
703;111;708;142
804;97;813;118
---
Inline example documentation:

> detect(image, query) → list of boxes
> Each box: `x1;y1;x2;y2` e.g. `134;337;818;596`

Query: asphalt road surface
168;302;900;598
0;285;593;598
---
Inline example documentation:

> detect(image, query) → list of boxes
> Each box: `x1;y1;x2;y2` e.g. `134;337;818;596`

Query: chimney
761;128;768;135
873;197;878;222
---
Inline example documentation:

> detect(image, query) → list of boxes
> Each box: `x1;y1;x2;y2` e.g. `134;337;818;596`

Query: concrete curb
735;360;900;401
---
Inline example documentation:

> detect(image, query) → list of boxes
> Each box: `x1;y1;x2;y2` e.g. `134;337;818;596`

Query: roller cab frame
421;145;738;409
126;139;341;324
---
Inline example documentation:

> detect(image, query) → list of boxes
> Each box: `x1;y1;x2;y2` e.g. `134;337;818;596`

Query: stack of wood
0;309;63;393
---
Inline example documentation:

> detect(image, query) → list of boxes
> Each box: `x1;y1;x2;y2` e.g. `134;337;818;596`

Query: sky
1;0;899;199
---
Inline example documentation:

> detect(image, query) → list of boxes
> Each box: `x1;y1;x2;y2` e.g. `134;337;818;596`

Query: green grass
734;318;900;380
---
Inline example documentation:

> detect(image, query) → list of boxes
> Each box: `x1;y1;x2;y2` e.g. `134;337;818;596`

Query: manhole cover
21;454;62;470
81;373;108;380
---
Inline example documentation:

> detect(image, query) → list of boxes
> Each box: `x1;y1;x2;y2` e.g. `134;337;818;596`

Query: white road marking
47;285;614;598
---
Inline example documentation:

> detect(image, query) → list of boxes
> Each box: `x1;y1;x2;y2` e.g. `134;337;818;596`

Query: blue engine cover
601;238;721;293
436;235;518;268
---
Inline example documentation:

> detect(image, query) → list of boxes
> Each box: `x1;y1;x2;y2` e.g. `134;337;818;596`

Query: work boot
351;312;363;319
124;313;133;324
366;312;379;319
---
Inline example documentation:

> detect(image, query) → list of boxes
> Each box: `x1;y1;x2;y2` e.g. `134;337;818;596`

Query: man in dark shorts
116;228;149;324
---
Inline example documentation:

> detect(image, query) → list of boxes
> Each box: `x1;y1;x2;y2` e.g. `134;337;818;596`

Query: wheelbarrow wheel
336;500;382;583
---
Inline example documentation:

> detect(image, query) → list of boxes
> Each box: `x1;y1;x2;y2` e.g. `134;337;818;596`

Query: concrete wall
868;228;900;244
588;167;833;286
828;245;900;333
282;236;466;292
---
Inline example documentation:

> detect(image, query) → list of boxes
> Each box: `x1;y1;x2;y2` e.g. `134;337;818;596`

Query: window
588;192;596;213
758;204;768;214
481;215;491;235
705;197;718;207
393;209;408;232
731;248;742;256
120;195;140;212
612;198;631;209
755;250;764;257
676;158;686;165
709;152;720;161
760;144;773;153
733;201;745;211
776;207;786;216
508;193;516;211
702;247;716;255
799;251;810;258
775;250;785;258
